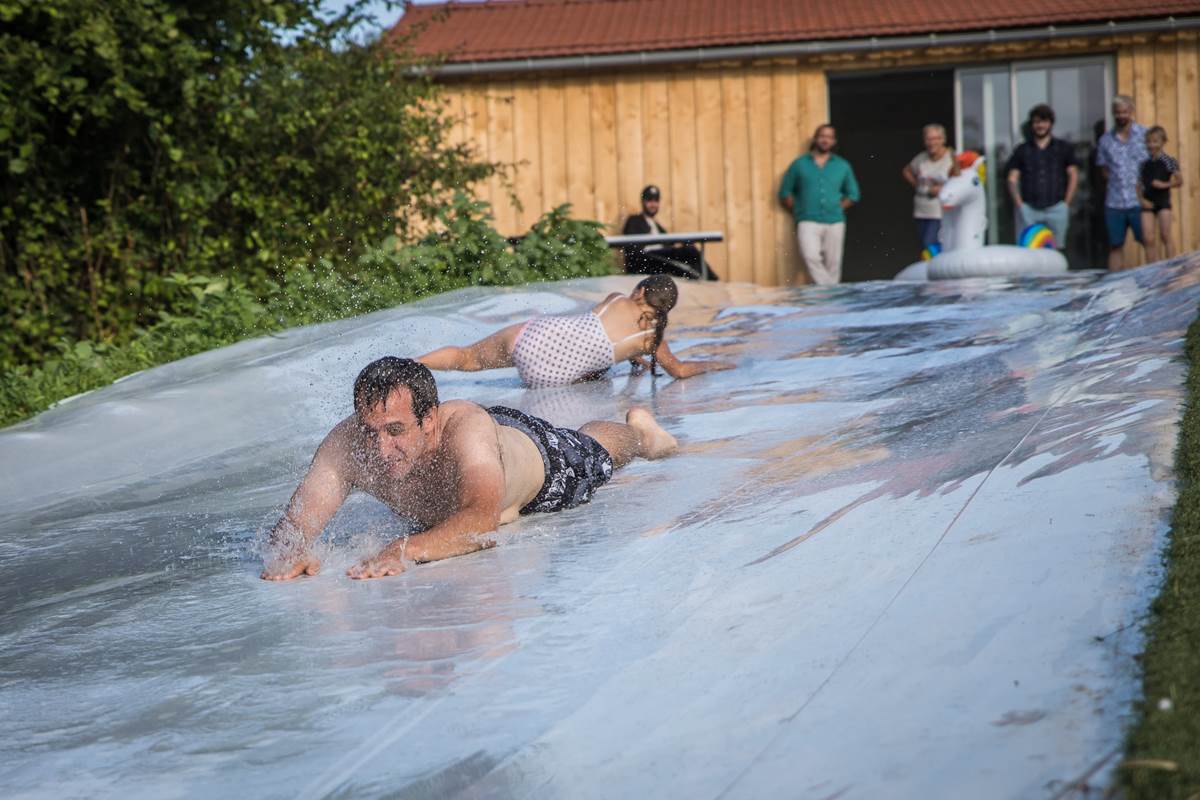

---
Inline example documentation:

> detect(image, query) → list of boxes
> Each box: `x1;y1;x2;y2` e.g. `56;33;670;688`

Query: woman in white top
901;123;958;252
417;275;734;388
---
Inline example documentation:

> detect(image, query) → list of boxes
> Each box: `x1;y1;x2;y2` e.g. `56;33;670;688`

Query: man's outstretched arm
348;414;505;579
261;424;353;580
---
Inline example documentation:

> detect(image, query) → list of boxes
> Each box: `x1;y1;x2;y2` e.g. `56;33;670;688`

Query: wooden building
393;0;1200;285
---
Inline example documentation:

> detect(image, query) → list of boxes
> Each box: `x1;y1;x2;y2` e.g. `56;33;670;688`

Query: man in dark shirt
1005;104;1078;252
621;185;718;280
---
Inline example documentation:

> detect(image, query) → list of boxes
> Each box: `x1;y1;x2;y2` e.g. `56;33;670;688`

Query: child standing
1138;126;1183;262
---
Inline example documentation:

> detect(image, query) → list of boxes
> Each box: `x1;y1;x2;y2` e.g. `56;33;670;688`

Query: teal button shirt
778;153;861;224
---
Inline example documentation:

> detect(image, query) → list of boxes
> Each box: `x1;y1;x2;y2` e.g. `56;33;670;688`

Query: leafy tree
0;0;492;367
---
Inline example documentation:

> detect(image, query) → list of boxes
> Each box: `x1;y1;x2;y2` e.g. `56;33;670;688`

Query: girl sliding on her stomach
418;275;734;388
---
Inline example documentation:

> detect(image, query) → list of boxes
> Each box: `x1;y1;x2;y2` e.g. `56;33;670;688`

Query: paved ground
3;256;1199;799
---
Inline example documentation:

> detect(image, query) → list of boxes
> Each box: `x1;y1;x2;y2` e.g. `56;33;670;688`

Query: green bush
1;0;491;368
0;198;614;427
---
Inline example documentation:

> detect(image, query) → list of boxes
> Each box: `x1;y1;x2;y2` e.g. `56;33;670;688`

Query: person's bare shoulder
439;398;487;420
316;415;362;479
592;292;631;313
438;400;494;442
326;415;359;448
438;401;504;467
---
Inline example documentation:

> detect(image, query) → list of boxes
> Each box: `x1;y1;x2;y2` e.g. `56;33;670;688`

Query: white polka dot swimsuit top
511;297;649;387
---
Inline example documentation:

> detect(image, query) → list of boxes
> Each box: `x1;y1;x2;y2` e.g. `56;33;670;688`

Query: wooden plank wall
443;32;1200;286
1117;33;1200;265
445;62;828;286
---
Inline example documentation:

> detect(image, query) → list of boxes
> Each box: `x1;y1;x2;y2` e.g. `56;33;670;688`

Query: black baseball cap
641;185;661;201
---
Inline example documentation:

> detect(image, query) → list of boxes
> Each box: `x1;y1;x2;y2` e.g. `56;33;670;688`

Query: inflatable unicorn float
894;152;1068;281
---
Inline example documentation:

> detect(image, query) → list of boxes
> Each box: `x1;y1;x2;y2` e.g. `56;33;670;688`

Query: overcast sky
321;1;401;32
321;0;471;34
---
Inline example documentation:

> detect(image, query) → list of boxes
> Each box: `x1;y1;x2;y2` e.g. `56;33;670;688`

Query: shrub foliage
0;197;613;427
0;0;492;367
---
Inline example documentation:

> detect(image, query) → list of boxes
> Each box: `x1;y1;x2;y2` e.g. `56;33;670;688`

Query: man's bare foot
626;406;678;459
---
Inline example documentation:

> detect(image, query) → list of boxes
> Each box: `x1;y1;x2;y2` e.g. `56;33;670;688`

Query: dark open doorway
829;69;956;281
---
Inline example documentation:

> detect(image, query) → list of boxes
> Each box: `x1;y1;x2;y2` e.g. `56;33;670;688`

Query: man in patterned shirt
1095;95;1148;271
260;358;678;581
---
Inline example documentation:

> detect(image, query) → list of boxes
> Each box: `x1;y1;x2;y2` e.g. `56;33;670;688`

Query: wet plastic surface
3;256;1199;798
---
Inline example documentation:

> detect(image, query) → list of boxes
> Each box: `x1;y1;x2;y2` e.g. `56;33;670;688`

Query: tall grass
1122;313;1200;798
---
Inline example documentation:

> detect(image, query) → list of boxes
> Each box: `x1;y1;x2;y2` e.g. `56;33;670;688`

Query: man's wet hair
353;357;439;420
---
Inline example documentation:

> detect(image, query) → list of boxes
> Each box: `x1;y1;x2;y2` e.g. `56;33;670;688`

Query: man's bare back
261;358;677;581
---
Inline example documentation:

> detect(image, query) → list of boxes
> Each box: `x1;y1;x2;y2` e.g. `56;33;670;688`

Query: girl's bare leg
580;407;678;469
418;322;525;372
1141;211;1159;263
1158;209;1175;259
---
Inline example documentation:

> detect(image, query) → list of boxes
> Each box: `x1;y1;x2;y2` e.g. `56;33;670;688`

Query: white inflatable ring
927;245;1068;279
897;245;1068;281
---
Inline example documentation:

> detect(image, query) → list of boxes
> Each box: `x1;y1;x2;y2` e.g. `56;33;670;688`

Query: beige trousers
796;221;846;285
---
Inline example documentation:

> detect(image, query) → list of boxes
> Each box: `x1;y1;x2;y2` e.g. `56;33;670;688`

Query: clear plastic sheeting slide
3;256;1200;799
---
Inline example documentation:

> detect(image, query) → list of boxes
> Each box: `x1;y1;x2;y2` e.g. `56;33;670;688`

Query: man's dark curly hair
352;357;438;420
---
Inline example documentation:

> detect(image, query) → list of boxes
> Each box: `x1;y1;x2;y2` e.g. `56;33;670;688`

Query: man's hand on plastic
261;555;321;581
347;554;406;580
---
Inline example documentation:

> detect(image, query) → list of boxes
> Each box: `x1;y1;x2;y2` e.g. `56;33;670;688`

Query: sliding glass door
957;69;1013;248
956;57;1113;267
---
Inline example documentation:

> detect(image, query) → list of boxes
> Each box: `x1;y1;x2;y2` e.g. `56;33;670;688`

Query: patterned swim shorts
487;406;614;514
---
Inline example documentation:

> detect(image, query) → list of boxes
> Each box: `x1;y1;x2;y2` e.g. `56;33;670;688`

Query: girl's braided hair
632;274;678;376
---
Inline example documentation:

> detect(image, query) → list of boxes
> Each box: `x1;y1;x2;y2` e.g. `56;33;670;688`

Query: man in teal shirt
778;124;861;284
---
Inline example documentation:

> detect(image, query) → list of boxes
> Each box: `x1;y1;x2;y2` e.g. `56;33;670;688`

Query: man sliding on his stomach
261;357;678;581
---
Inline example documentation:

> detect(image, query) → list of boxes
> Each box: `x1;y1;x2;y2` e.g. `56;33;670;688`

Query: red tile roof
389;0;1200;63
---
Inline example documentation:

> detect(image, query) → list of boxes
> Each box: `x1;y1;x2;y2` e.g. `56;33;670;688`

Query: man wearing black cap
620;185;718;280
